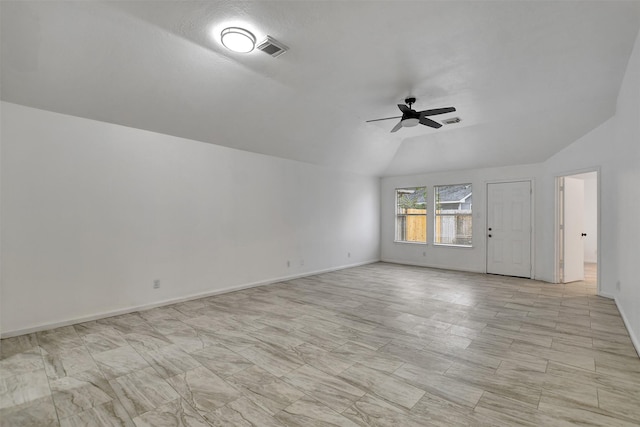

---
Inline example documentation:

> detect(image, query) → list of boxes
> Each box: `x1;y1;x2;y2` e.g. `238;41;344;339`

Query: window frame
433;183;473;248
394;186;427;245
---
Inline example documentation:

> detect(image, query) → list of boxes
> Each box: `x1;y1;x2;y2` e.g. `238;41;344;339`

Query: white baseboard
599;291;616;299
533;274;555;283
614;296;640;358
380;258;484;274
1;259;379;338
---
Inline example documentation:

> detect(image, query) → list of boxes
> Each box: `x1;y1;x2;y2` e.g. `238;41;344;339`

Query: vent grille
442;117;461;125
257;36;288;58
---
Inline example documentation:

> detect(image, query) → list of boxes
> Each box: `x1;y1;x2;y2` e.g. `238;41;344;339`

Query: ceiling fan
366;97;456;132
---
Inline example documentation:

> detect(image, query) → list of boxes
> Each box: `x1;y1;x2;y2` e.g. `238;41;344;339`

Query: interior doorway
556;171;599;294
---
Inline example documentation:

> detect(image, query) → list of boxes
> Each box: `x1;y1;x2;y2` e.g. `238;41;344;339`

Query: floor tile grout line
35;335;63;426
120;324;246;422
72;324;136;424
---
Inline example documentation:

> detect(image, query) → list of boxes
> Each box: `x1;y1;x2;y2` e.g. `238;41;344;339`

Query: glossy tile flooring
2;262;639;426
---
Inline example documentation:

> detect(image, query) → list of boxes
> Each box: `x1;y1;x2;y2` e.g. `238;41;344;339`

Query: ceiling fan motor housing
401;98;420;126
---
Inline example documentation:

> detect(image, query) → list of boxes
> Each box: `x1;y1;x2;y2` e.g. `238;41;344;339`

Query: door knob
488;234;492;238
488;227;492;231
581;233;587;237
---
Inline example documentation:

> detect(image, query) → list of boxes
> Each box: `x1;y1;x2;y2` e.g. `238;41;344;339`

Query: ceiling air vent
442;117;462;125
257;36;288;58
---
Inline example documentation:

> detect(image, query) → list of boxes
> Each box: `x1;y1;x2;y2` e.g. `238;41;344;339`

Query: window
434;184;472;246
395;187;427;243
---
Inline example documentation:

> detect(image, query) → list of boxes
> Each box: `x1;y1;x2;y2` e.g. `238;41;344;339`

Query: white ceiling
2;1;639;176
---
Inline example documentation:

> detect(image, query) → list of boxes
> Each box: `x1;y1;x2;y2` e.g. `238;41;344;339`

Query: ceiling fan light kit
402;118;420;127
366;97;456;132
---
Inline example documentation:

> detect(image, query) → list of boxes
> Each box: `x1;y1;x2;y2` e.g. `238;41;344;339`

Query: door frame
554;167;601;294
485;178;535;278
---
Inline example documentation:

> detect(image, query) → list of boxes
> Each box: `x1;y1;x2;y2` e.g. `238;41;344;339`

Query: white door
563;177;585;282
487;181;532;278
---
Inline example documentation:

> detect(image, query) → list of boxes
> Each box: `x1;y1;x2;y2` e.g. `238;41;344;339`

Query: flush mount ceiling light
221;27;256;53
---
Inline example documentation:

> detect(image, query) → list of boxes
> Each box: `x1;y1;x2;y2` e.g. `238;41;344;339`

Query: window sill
433;243;473;249
394;241;428;245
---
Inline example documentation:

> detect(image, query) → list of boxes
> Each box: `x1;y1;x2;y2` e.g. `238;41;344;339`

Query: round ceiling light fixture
220;27;256;53
401;118;420;127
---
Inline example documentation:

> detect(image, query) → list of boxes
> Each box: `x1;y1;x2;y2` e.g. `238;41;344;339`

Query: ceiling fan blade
419;107;456;117
390;121;403;133
419;116;442;129
397;104;411;114
365;116;402;123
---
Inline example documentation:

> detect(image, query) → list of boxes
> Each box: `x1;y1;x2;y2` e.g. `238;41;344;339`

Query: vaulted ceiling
2;1;639;176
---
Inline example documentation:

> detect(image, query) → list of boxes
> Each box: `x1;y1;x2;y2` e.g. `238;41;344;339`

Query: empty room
1;1;640;426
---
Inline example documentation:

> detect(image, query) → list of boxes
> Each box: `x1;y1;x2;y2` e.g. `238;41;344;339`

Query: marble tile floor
1;262;639;426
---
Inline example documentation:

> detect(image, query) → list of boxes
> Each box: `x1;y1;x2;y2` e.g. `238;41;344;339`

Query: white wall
613;26;640;352
381;164;542;275
0;103;381;336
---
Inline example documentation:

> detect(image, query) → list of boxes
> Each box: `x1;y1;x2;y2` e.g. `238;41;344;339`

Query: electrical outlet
300;259;304;266
153;280;160;289
287;260;290;268
423;251;426;256
616;280;621;291
347;252;351;258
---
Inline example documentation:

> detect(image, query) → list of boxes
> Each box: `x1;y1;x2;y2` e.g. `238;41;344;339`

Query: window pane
396;187;427;243
434;184;472;246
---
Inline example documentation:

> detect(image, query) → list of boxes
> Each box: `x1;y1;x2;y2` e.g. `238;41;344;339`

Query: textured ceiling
2;1;639;176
